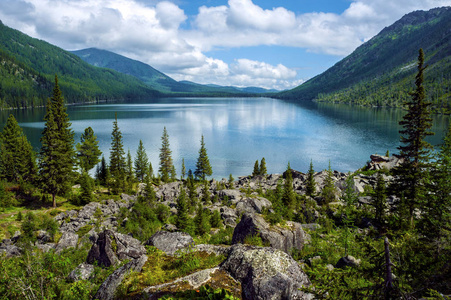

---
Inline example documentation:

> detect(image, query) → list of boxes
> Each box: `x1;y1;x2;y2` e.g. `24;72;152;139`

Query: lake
2;97;449;179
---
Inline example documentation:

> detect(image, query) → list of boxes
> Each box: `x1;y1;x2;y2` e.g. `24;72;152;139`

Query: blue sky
1;0;449;90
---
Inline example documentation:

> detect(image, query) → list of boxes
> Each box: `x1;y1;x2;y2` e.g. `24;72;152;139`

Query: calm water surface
2;98;449;179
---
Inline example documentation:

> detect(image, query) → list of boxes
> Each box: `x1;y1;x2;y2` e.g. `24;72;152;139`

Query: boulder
37;230;52;243
195;244;231;256
55;231;79;253
94;255;148;300
232;213;309;253
367;154;402;170
221;244;312;300
335;255;361;269
0;243;22;257
86;230;146;267
68;262;95;282
143;267;241;300
235;197;272;214
145;231;194;255
218;189;243;203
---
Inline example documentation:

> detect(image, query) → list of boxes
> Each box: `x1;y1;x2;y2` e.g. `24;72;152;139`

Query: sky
1;0;450;90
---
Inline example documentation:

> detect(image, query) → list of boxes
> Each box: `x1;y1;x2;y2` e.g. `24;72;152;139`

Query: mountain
72;48;278;95
277;7;451;113
0;21;161;108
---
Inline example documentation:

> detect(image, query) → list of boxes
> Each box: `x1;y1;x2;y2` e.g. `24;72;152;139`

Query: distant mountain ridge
0;21;161;108
277;7;451;113
72;48;279;95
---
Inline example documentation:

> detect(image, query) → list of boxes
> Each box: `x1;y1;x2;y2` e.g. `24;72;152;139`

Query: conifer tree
181;158;186;180
259;157;267;176
109;113;126;193
210;210;222;228
195;135;212;181
252;160;260;177
306;160;316;197
126;149;134;181
176;187;189;231
76;127;101;173
201;181;211;205
159;127;174;183
39;75;75;208
422;123;451;243
0;114;37;183
321;161;336;204
78;172;94;205
372;172;386;225
96;155;109;186
194;203;211;236
134;140;148;182
282;162;296;219
148;161;154;180
392;49;434;227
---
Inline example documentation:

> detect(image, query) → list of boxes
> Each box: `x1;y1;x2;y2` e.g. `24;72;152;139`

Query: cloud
0;0;449;90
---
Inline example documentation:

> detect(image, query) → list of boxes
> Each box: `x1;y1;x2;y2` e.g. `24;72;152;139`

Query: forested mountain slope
277;7;451;113
0;21;161;108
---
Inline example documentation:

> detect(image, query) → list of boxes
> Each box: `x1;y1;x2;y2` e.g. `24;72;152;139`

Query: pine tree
282;162;296;219
372;172;386;225
201;181;211;205
421;123;451;243
109;113;126;193
305;160;316;197
148;161;154;180
259;157;267;176
194;203;211;236
210;210;222;228
39;75;75;208
181;158;186;180
134;140;149;182
392;49;434;227
78;172;94;205
176;187;189;231
321;161;336;204
96;155;109;186
159;127;174;183
195;135;212;181
252;160;260;177
76;127;101;173
126;149;134;182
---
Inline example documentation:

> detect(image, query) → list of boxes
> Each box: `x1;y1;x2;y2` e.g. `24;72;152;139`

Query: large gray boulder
221;244;312;300
94;255;148;300
236;197;272;214
86;230;146;267
68;262;95;282
55;231;79;253
0;239;22;257
145;231;194;255
232;213;309;253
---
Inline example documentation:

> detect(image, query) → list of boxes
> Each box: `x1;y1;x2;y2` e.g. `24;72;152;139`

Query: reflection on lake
1;98;449;179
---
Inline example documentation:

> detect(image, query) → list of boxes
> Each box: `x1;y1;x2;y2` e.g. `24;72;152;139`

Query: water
1;98;449;179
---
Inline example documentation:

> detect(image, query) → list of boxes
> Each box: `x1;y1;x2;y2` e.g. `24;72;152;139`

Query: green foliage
181;158;186;180
252;160;260;177
210;210;222;228
194;203;211;236
160;285;240;300
306;159;316;197
159;127;174;183
195;135;213;181
228;173;234;188
282;163;296;219
39;75;76;208
77;172;94;205
321;161;337;205
95;155;109;186
0;114;37;183
0;180;15;209
109;113;126;194
76;127;101;173
259;157;267;176
176;187;190;233
243;234;268;247
372;172;386;225
21;211;37;243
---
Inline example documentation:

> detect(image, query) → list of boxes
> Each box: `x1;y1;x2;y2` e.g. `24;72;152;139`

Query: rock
218;189;243;203
86;230;146;267
36;243;55;253
68;263;95;282
236;197;272;214
301;224;321;231
145;231;194;255
335;255;361;268
163;224;177;232
367;154;402;170
195;244;231;256
94;255;148;300
232;213;309;253
0;243;22;257
221;244;312;300
325;264;335;271
143;267;241;300
55;231;79;253
37;230;52;243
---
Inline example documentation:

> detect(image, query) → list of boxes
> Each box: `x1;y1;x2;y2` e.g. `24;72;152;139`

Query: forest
0;50;449;299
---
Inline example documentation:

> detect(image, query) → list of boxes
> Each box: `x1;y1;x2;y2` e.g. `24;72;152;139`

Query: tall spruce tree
321;161;336;204
76;127;101;173
282;162;296;219
252;160;260;177
96;155;109;186
109;113;126;193
176;187;189;231
181;158;186;180
0;114;37;183
195;135;212;181
39;75;75;208
159;127;174;183
392;49;434;228
259;157;267;176
194;203;211;236
134;140;149;182
306;160;316;197
372;172;386;225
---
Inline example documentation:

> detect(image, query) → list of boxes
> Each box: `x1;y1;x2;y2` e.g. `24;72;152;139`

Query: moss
76;224;93;237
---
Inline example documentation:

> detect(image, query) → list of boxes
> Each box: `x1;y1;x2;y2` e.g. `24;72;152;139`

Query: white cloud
0;0;449;90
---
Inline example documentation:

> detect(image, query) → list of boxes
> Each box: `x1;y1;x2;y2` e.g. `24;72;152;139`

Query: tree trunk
384;237;394;299
52;193;56;208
